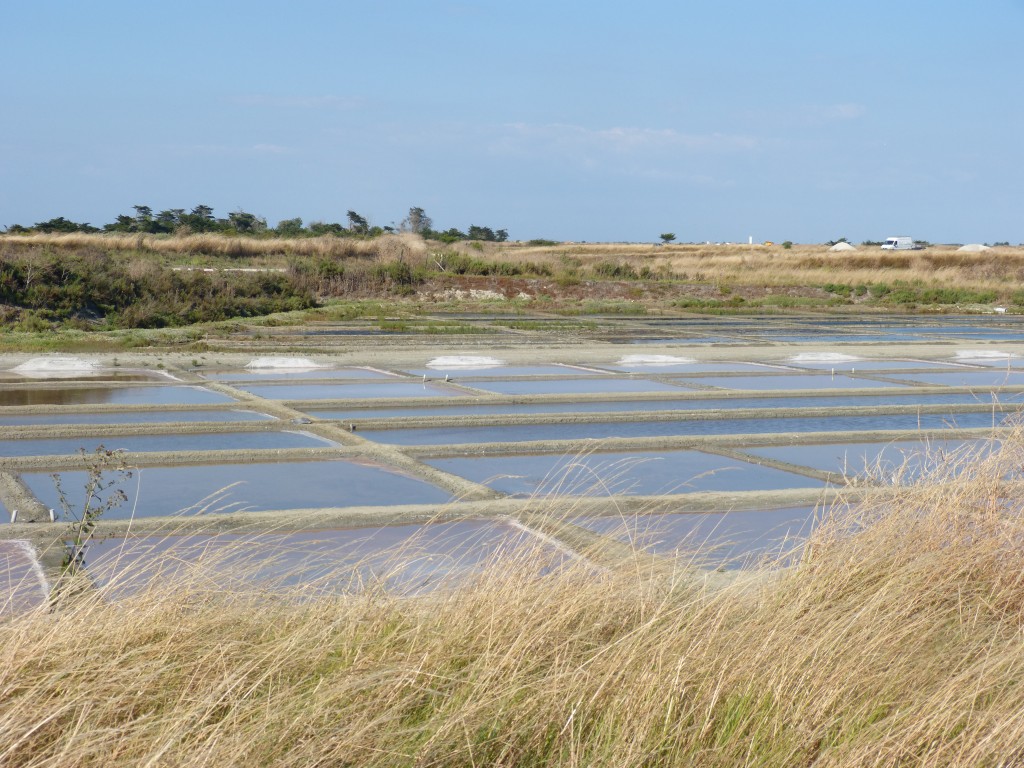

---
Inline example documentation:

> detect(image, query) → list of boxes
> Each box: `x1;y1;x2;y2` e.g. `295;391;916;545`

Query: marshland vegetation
2;232;1023;345
3;436;1024;766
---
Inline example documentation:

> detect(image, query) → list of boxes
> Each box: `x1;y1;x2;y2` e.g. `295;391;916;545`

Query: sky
2;1;1022;244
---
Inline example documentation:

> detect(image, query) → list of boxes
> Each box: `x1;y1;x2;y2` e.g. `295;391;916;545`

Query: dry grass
0;232;427;262
4;233;1023;299
496;242;1024;293
5;435;1024;765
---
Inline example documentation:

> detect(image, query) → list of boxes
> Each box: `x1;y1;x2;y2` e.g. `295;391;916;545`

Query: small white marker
49;508;56;522
9;509;16;523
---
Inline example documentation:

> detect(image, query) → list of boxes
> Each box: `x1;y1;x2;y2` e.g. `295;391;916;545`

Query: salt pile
789;353;861;363
616;355;697;366
957;244;991;252
12;356;102;379
426;356;505;369
828;242;857;252
245;357;325;370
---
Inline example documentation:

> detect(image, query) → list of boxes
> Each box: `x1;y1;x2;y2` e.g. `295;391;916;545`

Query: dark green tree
227;210;267;233
346;210;369;235
276;217;305;237
33;217;98;233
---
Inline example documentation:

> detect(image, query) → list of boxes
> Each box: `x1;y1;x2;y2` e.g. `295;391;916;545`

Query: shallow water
577;505;820;569
887;370;1024;388
426;450;822;497
236;381;462;400
361;411;1004;446
0;541;48;616
0;431;336;458
0;409;274;427
0;385;234;407
306;392;1006;421
468;378;693;396
207;367;399;382
84;520;560;596
782;359;968;371
741;439;991;478
679;374;910;391
20;460;453;520
601;362;783;374
0;371;163;384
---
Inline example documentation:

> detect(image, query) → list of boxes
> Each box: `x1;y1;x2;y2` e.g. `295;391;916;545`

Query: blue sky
2;1;1022;243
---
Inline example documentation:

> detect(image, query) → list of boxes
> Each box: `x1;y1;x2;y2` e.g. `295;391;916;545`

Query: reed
3;433;1024;765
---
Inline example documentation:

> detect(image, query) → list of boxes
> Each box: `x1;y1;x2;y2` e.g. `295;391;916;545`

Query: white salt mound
12;356;101;379
616;355;697;366
427;356;505;369
245;357;325;370
828;242;857;251
789;353;861;363
957;244;991;252
954;350;1016;361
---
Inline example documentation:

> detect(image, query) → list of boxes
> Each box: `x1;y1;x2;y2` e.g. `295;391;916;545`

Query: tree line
4;205;510;243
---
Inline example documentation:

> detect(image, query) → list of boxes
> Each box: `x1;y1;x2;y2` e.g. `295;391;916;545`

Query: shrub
592;261;638;280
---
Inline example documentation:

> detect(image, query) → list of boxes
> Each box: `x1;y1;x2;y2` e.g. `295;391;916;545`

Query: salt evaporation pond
0;540;49;616
888;370;1024;388
84;520;566;597
741;439;992;479
578;505;820;569
468;378;693;396
782;359;969;371
306;392;1003;421
236;381;462;400
208;367;400;382
21;460;453;520
676;374;911;391
0;430;336;458
0;385;235;407
603;362;784;374
0;409;274;427
360;411;1004;446
426;451;821;497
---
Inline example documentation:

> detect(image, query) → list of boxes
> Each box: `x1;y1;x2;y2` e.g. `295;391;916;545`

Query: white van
881;236;920;250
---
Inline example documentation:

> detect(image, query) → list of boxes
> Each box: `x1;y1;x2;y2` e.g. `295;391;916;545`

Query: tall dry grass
5;434;1024;765
0;232;427;262
4;233;1023;297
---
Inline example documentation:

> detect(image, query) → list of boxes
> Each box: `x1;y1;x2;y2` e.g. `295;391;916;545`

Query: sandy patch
12;356;102;379
426;356;505;369
616;355;697;366
788;353;861;364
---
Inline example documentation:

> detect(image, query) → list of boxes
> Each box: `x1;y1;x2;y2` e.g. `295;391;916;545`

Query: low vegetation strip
3;435;1024;765
4;234;1024;343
